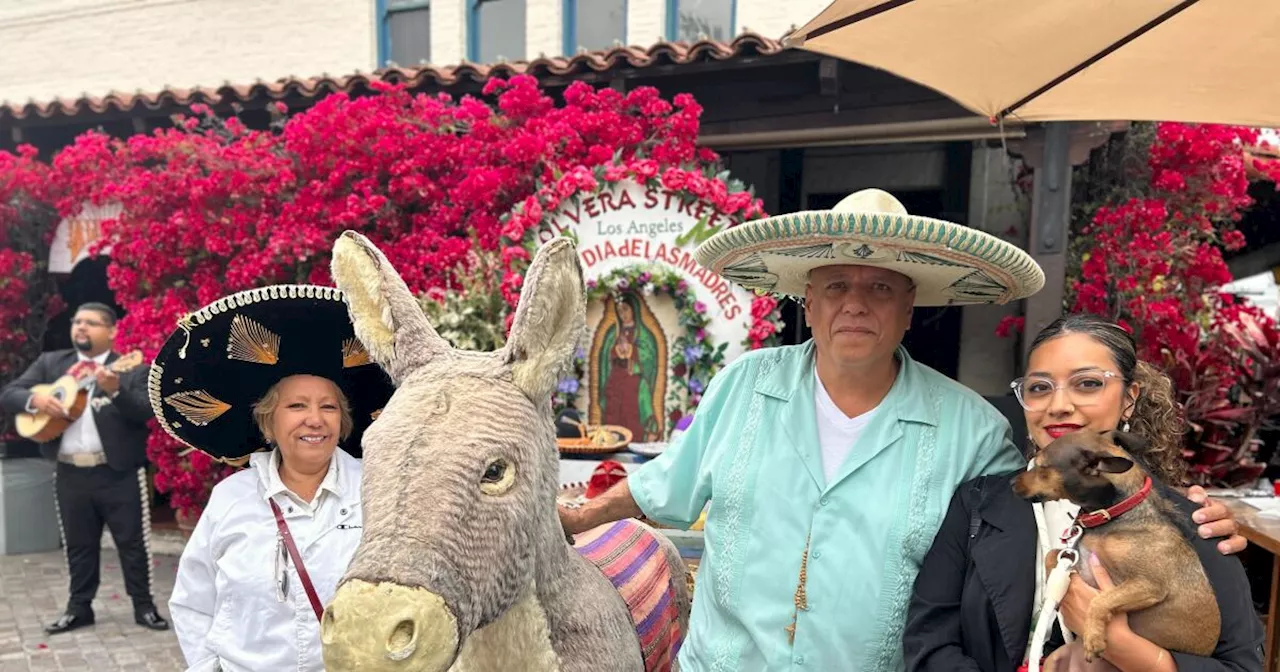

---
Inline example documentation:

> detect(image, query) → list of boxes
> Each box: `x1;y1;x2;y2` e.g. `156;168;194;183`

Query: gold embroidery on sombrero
774;244;836;260
897;250;967;267
164;390;232;426
226;314;280;365
342;337;371;368
223;454;252;468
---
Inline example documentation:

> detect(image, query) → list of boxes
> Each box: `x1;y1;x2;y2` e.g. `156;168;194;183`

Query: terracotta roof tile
1;33;785;123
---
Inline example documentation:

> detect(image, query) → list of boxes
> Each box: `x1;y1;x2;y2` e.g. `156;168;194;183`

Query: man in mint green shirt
561;190;1046;670
561;190;1245;670
641;338;1027;670
562;189;1045;671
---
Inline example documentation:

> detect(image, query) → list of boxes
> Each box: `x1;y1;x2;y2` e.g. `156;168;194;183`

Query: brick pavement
0;542;186;672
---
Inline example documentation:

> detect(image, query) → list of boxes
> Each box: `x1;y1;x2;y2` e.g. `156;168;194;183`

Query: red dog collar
1076;476;1153;528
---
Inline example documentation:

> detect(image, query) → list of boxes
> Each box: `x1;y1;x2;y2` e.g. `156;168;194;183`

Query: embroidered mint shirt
629;341;1025;672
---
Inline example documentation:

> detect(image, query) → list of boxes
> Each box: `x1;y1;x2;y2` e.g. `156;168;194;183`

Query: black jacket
904;471;1264;672
1;349;152;472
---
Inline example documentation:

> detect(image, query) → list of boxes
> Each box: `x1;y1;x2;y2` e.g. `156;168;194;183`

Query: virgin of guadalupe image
588;292;667;442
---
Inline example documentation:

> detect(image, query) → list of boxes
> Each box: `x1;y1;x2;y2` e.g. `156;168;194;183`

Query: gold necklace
785;535;811;644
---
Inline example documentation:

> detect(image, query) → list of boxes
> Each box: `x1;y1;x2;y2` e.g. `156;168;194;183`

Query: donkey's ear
331;230;449;384
504;238;586;401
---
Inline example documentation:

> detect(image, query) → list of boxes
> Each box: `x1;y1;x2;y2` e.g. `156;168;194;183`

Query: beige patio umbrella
785;0;1280;127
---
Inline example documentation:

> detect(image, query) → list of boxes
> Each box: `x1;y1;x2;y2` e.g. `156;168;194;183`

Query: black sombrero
147;284;395;464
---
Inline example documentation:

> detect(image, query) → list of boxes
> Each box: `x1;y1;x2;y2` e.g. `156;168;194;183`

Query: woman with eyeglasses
152;286;394;672
903;314;1262;672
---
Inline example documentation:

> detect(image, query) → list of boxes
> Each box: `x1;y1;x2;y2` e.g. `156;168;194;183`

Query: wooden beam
700;115;1021;150
1014;121;1128;357
532;50;820;87
1022;122;1074;360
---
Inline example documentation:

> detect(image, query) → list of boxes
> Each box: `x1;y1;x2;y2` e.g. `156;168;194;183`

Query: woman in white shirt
147;285;394;672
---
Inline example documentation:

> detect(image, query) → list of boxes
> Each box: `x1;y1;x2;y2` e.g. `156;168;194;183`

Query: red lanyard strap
269;498;325;621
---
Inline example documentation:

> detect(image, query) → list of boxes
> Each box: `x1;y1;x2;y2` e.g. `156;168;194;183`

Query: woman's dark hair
1028;314;1187;486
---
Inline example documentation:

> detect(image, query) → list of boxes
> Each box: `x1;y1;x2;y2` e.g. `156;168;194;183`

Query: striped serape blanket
573;518;683;671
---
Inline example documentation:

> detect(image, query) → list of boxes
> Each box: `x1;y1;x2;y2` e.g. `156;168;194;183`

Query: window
381;0;431;66
563;0;626;54
667;0;734;42
468;0;526;64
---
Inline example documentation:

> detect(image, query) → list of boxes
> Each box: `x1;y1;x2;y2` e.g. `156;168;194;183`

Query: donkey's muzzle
321;579;460;671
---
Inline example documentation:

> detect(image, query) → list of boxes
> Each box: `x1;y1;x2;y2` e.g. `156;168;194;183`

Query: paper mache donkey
319;231;691;672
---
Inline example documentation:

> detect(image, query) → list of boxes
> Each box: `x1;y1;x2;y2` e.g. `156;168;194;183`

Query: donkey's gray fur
320;231;688;672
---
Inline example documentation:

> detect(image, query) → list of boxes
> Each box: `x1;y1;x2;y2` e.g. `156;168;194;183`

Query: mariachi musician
0;302;168;634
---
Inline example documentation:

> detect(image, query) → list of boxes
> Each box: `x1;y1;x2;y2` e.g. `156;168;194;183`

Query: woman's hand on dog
1186;485;1247;555
1044;642;1121;672
1053;553;1178;672
1057;553;1130;651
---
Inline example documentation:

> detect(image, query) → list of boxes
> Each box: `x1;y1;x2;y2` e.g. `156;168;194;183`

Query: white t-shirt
59;351;110;456
814;373;880;485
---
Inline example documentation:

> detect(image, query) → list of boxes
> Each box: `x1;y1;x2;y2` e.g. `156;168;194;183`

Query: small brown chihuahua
1013;430;1220;662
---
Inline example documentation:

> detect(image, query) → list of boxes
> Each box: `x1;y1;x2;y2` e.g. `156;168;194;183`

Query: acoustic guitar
16;350;145;442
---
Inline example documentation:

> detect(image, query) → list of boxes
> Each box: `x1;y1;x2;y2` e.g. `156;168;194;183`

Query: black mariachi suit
0;349;156;615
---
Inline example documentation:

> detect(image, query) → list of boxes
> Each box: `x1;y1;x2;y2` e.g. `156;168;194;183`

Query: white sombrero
694;189;1045;306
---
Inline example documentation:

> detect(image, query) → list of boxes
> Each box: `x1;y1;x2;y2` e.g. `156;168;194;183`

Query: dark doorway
805;190;943;217
779;189;964;380
44;256;125;352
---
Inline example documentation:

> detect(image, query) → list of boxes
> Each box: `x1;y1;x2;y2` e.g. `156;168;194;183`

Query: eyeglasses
1010;370;1121;411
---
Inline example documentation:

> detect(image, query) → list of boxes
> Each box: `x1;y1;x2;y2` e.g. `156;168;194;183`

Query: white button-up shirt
170;448;363;672
265;447;342;517
54;351;109;456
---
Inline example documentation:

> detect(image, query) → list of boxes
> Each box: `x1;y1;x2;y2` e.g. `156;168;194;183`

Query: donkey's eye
482;461;506;483
479;458;516;495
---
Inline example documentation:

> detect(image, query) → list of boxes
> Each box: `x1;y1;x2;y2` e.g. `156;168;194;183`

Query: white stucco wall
0;0;376;105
